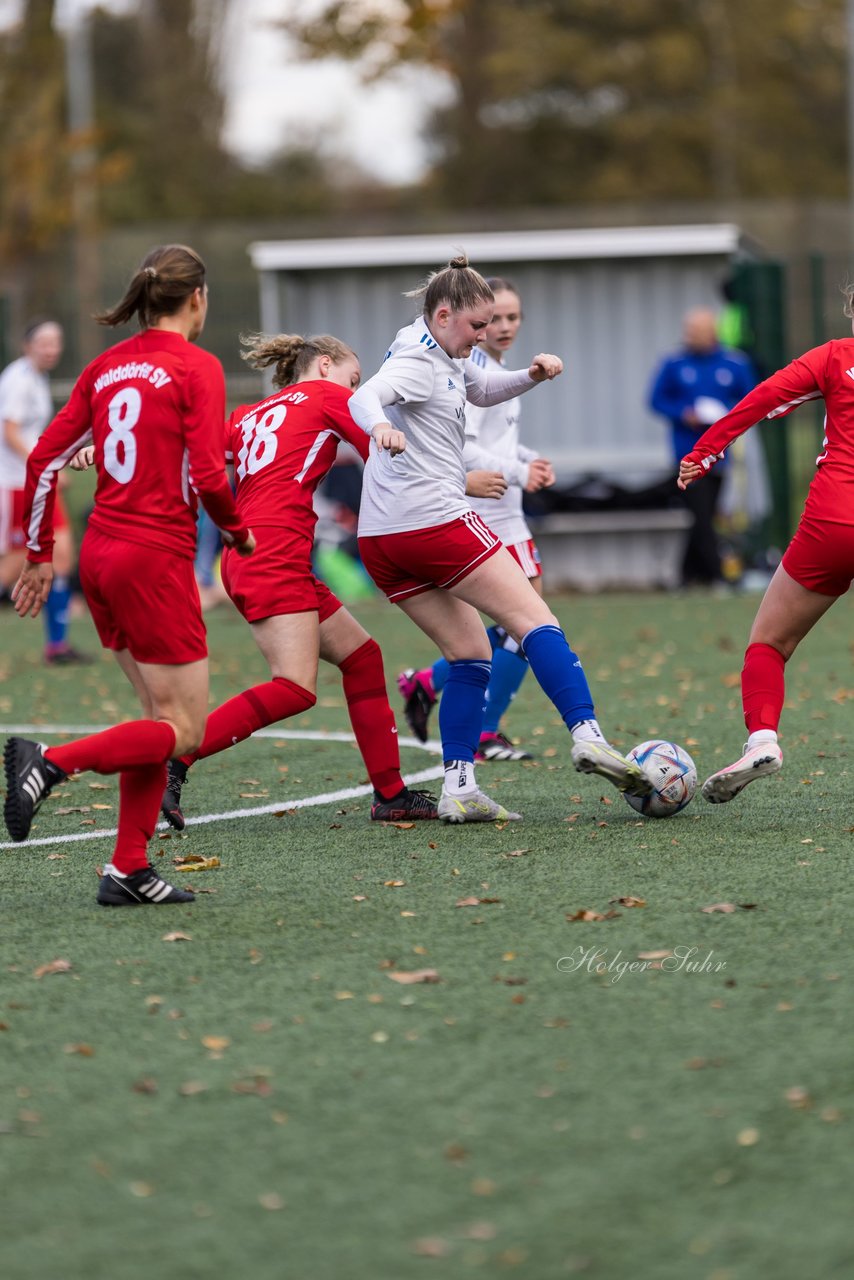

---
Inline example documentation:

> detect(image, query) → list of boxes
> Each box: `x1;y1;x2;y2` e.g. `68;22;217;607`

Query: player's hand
11;561;53;619
69;446;96;471
528;354;563;382
524;458;556;492
466;470;507;500
234;529;256;557
678;450;721;490
372;424;406;456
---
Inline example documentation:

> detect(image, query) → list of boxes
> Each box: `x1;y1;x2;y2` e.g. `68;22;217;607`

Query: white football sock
747;730;778;749
570;719;607;744
443;759;476;796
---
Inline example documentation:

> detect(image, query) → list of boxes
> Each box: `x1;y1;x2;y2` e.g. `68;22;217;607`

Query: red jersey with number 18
224;379;369;547
23;329;247;563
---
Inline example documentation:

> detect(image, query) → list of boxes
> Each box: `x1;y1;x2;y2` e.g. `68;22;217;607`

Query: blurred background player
678;285;854;804
0;319;89;663
350;255;651;823
398;277;556;761
160;331;439;829
3;245;255;906
648;307;757;587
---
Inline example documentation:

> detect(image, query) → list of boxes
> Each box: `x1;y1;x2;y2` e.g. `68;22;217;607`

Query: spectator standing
0;320;88;661
648;307;756;586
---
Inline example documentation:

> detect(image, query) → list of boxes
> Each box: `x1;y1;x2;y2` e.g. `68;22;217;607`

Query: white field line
0;723;444;851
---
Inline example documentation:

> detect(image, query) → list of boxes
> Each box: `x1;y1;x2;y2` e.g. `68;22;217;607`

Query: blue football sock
438;659;491;763
44;575;71;648
431;656;450;695
522;624;594;730
482;647;530;734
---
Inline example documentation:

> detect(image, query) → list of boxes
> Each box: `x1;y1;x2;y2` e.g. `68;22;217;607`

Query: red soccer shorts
0;488;68;554
221;524;342;624
506;536;542;579
358;511;502;602
79;527;207;664
781;515;854;597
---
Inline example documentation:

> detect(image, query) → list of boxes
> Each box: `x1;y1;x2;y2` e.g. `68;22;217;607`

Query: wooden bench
527;508;693;591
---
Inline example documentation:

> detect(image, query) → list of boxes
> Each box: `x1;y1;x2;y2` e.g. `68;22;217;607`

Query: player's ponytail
405;253;494;317
97;245;206;329
240;332;356;388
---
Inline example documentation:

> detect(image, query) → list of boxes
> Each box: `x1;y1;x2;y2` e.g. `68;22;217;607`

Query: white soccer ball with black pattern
623;740;697;818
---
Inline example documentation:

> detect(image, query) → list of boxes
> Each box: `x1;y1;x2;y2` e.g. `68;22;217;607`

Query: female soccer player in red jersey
159;332;440;830
350;256;652;823
679;285;854;803
3;245;255;905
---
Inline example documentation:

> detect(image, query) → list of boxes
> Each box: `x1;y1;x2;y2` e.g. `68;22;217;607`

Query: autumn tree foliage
280;0;849;208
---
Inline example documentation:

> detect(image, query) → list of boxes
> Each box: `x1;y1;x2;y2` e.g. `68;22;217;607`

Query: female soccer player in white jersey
397;277;557;761
680;285;854;804
350;255;651;823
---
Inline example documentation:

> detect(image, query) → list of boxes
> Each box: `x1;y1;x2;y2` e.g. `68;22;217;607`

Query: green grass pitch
1;589;852;1280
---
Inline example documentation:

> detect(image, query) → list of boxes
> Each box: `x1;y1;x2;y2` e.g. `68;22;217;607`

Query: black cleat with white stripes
97;864;195;907
3;737;67;842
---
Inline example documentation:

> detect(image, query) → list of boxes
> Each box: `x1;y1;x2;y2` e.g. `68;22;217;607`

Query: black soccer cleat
161;759;189;831
3;737;67;842
370;786;439;821
97;864;195;907
396;669;436;743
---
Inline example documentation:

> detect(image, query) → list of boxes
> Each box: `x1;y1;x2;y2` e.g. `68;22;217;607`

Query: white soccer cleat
701;741;783;804
437;789;521;823
571;741;653;798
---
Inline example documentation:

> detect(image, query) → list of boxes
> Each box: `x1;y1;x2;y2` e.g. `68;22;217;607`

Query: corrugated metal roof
249;224;743;272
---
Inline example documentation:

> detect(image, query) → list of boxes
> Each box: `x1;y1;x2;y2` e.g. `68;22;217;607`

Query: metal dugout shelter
249;224;751;483
248;226;755;589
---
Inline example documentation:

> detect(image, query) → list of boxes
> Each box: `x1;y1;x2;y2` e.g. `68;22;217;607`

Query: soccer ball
623;740;697;818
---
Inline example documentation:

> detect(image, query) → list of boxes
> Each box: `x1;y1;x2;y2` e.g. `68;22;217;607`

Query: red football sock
45;720;176;777
340;639;403;800
111;762;167;876
185;677;316;764
742;642;786;733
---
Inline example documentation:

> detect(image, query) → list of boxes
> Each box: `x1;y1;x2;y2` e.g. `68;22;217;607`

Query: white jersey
350;316;536;536
0;356;54;488
464;346;538;547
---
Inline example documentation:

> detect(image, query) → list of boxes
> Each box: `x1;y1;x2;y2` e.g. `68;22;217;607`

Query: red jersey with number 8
23;329;247;563
224;379;369;548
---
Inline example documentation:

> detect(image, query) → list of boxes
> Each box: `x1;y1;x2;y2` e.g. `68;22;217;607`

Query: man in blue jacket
648;307;757;586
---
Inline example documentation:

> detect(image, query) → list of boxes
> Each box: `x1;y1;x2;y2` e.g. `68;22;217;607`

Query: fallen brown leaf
201;1035;230;1051
384;879;405;888
701;902;737;914
132;1077;158;1094
386;969;441;985
456;896;481;907
174;857;220;873
412;1238;449;1258
566;908;620;922
609;896;646;908
63;1042;95;1056
33;958;72;979
638;950;672;960
178;1080;209;1096
161;931;192;942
